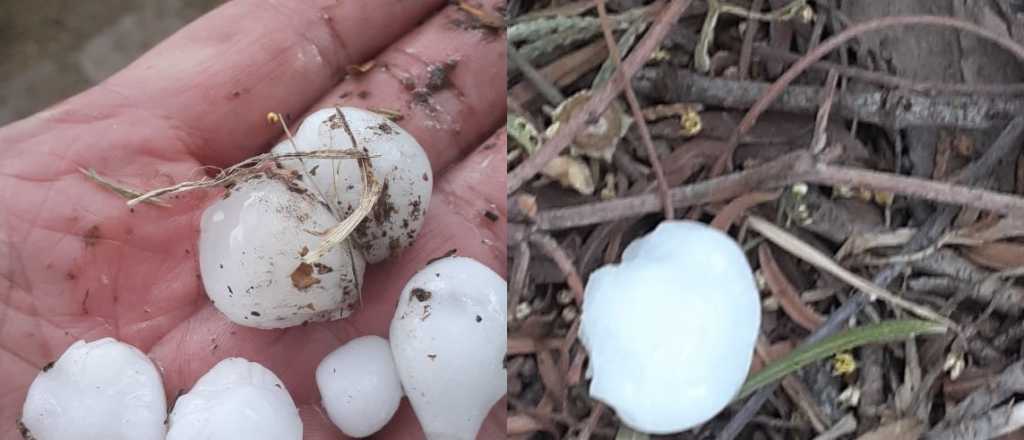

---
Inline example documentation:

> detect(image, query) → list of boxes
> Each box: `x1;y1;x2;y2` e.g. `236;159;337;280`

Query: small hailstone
166;357;302;440
579;220;761;434
199;174;365;329
20;338;167;440
272;107;432;263
315;335;403;438
389;256;506;440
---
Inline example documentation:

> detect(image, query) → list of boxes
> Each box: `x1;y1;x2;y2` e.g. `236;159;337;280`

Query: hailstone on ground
316;335;403;438
389;256;507;440
271;107;432;263
20;338;167;440
199;173;365;329
166;357;302;440
579;220;761;434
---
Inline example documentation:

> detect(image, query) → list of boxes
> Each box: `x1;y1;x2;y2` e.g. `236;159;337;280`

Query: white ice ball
389;257;507;440
271;107;432;263
166;357;302;440
199;174;366;329
20;338;167;440
315;335;403;438
579;220;761;434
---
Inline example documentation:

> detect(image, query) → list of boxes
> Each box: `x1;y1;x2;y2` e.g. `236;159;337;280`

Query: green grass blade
736;319;947;400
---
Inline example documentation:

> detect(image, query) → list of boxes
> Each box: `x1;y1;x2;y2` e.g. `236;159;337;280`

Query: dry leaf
856;418;924;440
963;241;1024;271
758;244;825;331
542;156;595;195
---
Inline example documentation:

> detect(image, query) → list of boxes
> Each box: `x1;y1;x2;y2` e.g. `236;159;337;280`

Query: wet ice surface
580;220;761;434
20;338;167;440
271;107;432;263
199;175;365;329
167;357;302;440
316;335;403;438
389;256;507;440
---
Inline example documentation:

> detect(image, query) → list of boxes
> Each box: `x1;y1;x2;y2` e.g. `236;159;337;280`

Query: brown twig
595;0;673;219
636;69;1024;130
759;244;826;331
538;150;810;230
529;233;585;304
716;14;1024;174
507;0;694;193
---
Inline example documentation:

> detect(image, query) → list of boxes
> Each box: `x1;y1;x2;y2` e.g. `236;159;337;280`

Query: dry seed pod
547;90;632;162
271;107;432;263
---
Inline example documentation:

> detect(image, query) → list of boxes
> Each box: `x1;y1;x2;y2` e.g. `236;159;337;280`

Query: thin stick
507;0;694;193
716;14;1024;174
595;0;674;219
810;69;839;154
747;216;956;327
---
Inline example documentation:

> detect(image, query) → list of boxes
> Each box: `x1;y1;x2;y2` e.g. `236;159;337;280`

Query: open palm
0;1;507;438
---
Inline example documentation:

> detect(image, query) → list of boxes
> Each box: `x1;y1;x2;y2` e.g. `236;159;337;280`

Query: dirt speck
313;262;334;274
82;225;101;247
411;287;432;302
299;246;309;257
250;311;261;317
291;262;321;289
427;353;437;360
42;360;55;372
484;209;500;222
17;419;35;440
476;315;483;323
372;181;398;225
425;60;458;92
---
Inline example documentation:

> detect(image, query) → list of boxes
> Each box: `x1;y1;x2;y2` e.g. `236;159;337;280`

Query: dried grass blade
746;216;955;328
301;161;381;265
79;168;171;207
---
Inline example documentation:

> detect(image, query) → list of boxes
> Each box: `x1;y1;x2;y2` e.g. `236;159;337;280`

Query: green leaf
736;319;947;400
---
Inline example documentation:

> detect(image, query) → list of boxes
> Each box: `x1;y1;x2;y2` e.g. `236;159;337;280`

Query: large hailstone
316;335;404;438
166;357;302;440
199;174;366;329
20;338;167;440
579;221;761;434
389;257;506;440
271;107;432;263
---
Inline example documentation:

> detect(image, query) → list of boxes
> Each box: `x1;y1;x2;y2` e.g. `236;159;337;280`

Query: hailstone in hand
389;256;507;440
579;220;761;434
271;107;432;263
199;174;365;329
316;335;403;438
166;357;302;440
20;338;167;440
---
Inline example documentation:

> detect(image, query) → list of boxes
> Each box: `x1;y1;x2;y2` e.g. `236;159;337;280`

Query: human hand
0;0;507;438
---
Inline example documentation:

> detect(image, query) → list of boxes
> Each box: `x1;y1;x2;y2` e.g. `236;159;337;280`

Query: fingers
23;0;446;166
299;0;508;174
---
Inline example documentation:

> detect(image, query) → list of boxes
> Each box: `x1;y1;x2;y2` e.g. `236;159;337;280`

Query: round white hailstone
315;335;403;438
199;174;366;329
271;107;432;264
389;256;507;440
20;338;167;440
579;220;761;434
166;357;302;440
